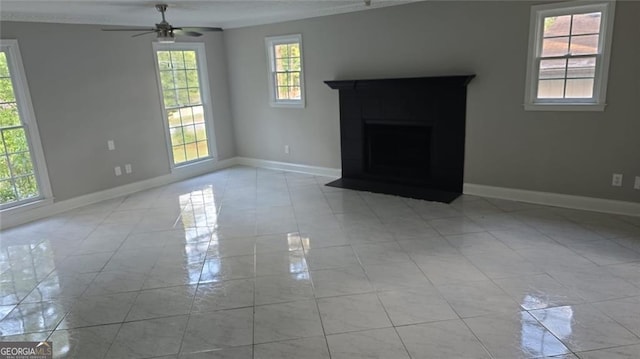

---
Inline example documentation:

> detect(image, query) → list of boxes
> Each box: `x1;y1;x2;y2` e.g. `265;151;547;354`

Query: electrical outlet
114;166;122;176
612;173;623;187
635;176;640;190
284;145;290;154
107;140;115;151
125;164;132;174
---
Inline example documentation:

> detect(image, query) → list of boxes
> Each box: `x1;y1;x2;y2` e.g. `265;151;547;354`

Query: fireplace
325;75;475;203
365;122;431;181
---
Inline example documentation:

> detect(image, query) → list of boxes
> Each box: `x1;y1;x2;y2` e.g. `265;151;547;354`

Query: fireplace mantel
325;75;475;203
325;75;475;91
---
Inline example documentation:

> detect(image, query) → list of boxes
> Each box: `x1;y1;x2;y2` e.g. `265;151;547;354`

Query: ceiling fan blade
178;27;223;32
173;29;202;37
131;31;159;38
102;28;157;32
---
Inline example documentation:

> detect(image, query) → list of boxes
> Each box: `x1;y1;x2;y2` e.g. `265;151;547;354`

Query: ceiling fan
102;4;222;42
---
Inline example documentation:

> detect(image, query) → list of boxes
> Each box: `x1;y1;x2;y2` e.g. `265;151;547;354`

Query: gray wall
224;1;640;203
0;21;235;201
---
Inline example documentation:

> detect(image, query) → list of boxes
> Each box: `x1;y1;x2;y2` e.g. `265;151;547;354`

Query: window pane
544;15;571;37
167;109;181;127
157;51;171;68
195;123;207;141
174;71;187;89
188;88;202;105
291;57;301;71
565;78;594;98
179;107;194;126
570;35;599;55
0;48;42;206
275;44;289;58
193;106;205;124
159;71;175;90
171;51;186;69
567;57;596;78
9;152;34;176
276;73;288;86
289;87;301;100
185;142;198;161
541;37;569;57
0;103;20;128
185;70;199;89
537;79;565;98
277;86;289;99
289;44;300;57
157;47;211;166
0;179;17;203
572;12;601;35
173;146;186;164
0;53;9;77
3;128;28;153
276;59;288;71
183;51;197;69
183;125;197;144
15;175;38;199
196;141;209;158
177;89;190;106
0;156;9;179
170;127;185;145
290;72;301;87
0;78;16;103
163;91;177;108
539;59;567;79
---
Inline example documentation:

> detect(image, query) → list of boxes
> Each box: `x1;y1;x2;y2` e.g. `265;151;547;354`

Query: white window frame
152;42;217;169
524;0;616;111
265;34;306;108
0;40;53;212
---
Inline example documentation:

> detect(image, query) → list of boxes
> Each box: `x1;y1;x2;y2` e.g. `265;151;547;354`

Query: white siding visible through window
266;34;305;108
537;12;601;99
524;1;615;111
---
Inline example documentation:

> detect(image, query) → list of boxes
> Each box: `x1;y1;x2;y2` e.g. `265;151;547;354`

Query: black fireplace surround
325;75;475;203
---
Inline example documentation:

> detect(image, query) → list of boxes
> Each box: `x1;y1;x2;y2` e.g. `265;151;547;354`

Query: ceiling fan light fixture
156;33;175;43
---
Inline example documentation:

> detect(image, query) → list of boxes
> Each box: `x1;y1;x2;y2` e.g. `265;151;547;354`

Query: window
265;34;305;108
153;43;215;166
524;1;615;111
0;40;51;210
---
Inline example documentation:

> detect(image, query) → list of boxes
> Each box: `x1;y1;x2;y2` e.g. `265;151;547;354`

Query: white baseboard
0;157;340;230
5;158;636;230
0;158;238;229
235;157;341;178
464;183;640;217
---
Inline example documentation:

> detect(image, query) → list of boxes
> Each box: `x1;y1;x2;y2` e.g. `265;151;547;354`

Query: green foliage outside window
0;51;40;205
156;49;209;165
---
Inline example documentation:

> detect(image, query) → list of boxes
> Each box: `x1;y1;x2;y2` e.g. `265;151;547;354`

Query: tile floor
1;166;640;358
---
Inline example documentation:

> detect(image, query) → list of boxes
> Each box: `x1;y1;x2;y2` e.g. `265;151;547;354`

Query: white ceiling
0;0;414;30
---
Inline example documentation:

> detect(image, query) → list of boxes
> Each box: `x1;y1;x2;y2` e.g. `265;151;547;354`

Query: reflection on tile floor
1;166;639;358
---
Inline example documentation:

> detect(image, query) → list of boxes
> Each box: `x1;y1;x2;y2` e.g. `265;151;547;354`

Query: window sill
524;103;606;112
0;197;54;216
171;156;217;172
270;101;305;109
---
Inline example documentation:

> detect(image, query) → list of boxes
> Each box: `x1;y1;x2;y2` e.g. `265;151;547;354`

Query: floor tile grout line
66;195;143;359
42;199;143;348
523;308;580;357
252;168;258;359
3;167;640;358
286;171;334;359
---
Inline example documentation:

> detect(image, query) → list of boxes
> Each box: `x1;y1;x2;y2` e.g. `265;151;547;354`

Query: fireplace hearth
325;75;475;203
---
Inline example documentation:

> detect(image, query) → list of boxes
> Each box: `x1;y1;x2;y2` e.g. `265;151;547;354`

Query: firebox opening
364;122;431;182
